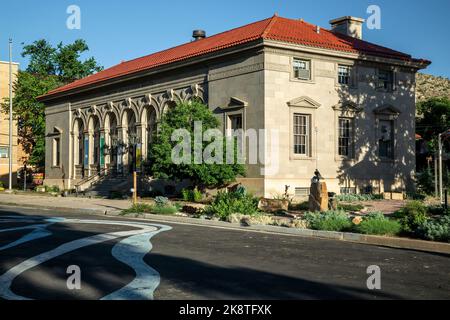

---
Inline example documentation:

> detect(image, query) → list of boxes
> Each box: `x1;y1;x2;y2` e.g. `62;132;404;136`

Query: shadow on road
146;253;403;300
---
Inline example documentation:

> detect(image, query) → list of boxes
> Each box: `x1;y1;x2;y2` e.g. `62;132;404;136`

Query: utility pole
133;171;137;205
435;153;438;198
8;39;13;191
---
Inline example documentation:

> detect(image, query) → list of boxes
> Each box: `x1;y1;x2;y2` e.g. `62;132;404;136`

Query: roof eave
262;39;431;69
38;39;265;103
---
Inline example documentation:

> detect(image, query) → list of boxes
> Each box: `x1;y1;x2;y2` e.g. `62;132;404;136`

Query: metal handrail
74;167;109;192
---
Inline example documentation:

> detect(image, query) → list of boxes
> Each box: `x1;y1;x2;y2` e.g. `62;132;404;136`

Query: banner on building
84;136;89;167
136;143;142;172
100;134;105;167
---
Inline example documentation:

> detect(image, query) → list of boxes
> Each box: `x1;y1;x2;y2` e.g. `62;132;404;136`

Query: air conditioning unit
295;68;310;80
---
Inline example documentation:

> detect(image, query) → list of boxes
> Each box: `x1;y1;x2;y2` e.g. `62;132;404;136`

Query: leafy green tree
148;100;245;189
22;39;103;83
415;97;450;193
416;97;450;151
1;39;102;167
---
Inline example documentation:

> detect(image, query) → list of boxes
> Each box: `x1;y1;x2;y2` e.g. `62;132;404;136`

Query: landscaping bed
121;190;450;244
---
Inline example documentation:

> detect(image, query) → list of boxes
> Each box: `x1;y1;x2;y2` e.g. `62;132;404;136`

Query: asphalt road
0;206;449;300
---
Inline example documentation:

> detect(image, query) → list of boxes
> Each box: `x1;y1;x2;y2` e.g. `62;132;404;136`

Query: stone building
0;60;21;187
39;15;430;198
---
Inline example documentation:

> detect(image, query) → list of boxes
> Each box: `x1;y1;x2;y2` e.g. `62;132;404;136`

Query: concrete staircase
82;175;132;198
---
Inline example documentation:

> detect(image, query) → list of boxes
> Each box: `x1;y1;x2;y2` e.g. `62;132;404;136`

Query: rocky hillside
416;73;450;102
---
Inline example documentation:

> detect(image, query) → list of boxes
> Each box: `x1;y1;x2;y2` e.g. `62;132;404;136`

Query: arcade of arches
71;104;159;179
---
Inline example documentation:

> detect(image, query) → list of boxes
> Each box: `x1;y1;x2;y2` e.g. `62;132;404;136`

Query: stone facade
262;43;418;199
41;19;428;199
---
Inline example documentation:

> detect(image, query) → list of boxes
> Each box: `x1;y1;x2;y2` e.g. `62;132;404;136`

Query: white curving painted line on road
0;217;171;300
0;218;65;251
0;228;52;251
101;224;171;300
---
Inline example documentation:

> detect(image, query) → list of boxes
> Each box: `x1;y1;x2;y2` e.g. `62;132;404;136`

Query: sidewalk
0;192;131;214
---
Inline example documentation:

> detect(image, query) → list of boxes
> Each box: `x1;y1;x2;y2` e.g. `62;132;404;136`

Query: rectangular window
293;58;311;80
0;146;9;158
293;114;310;155
53;138;61;167
379;120;394;159
229;114;243;131
377;69;394;90
338;117;353;157
338;65;352;85
295;187;310;197
340;187;357;195
78;135;83;166
227;114;244;155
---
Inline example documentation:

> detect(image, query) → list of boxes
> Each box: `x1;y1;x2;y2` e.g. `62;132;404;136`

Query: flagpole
8;39;13;191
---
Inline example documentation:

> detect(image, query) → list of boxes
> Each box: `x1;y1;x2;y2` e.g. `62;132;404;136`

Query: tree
416;97;450;151
22;39;103;83
1;39;103;167
148;100;245;189
416;97;450;193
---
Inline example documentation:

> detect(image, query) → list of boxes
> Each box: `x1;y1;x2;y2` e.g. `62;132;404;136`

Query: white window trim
289;110;316;160
337;117;355;158
52;137;61;168
333;102;362;162
224;108;246;159
293;113;311;156
0;146;9;159
288;96;321;161
336;63;357;88
375;68;397;92
290;57;315;83
376;118;396;161
373;105;400;162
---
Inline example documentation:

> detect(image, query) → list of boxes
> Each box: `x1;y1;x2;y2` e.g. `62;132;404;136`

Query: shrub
416;215;450;242
121;203;154;215
354;212;401;236
152;203;180;215
427;205;449;216
303;210;352;232
393;201;429;233
45;185;60;193
335;193;382;202
337;203;364;212
415;168;435;195
181;187;203;202
121;201;180;216
205;191;259;220
155;196;169;207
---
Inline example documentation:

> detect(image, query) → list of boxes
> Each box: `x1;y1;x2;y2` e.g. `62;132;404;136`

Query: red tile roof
40;15;428;99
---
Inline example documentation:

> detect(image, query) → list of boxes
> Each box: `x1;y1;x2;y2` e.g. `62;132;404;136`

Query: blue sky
0;0;448;78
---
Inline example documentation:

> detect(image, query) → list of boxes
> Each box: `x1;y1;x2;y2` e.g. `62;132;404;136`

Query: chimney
192;29;206;41
329;16;365;39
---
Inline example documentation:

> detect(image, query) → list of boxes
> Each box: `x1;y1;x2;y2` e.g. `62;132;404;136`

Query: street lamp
127;130;141;205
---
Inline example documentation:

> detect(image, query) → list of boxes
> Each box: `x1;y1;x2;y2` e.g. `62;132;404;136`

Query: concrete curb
1;201;449;255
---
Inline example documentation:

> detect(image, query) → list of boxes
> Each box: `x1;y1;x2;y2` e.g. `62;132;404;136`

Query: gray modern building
39;15;430;198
